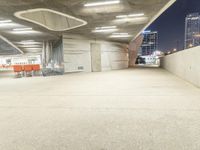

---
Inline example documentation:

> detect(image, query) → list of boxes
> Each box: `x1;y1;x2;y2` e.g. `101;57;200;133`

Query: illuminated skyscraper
185;13;200;49
139;31;158;56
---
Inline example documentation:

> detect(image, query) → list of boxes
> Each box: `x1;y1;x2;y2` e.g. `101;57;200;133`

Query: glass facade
185;13;200;49
139;31;158;56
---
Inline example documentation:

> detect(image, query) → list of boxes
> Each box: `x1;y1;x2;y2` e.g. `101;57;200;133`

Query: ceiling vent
15;8;87;31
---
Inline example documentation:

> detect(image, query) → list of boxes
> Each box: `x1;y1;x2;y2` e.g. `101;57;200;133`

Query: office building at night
139;31;158;56
185;13;200;49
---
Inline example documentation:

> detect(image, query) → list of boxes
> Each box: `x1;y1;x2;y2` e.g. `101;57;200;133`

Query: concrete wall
63;34;129;73
63;35;92;73
161;46;200;87
101;41;129;71
129;35;144;67
90;43;101;72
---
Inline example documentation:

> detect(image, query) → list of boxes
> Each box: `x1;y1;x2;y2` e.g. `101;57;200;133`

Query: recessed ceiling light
0;20;12;23
18;45;42;48
84;0;120;7
112;33;129;35
21;40;35;43
116;15;128;19
13;27;32;31
16;41;42;45
93;28;118;33
95;26;117;30
110;33;131;38
11;30;41;34
93;26;118;33
116;13;144;19
128;13;144;17
23;48;42;50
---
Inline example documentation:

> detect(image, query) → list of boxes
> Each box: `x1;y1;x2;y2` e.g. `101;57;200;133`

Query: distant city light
142;30;151;33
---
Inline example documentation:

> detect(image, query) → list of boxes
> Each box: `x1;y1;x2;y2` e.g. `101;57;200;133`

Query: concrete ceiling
0;0;176;55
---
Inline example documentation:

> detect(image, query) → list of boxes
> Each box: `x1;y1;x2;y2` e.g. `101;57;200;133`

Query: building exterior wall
139;31;158;56
62;34;129;73
161;46;200;87
185;13;200;49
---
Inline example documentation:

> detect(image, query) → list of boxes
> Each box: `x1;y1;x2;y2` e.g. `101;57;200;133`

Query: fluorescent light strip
128;13;144;17
21;40;35;43
0;20;12;23
13;27;32;31
116;13;144;18
12;30;40;34
24;48;42;50
116;15;128;19
112;33;129;35
95;26;117;30
93;28;118;33
16;41;42;45
18;45;42;48
110;33;131;38
84;0;120;7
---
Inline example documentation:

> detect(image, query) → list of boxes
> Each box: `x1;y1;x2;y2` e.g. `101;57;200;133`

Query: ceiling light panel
116;13;144;18
13;27;32;31
93;29;118;33
16;41;42;45
0;20;12;23
18;45;42;48
95;26;117;30
112;33;129;35
110;33;132;38
116;15;128;19
93;25;118;33
128;13;145;17
11;30;42;35
84;0;120;7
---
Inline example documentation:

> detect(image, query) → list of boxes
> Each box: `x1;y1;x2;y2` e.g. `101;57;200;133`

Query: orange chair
32;64;41;76
13;65;23;78
13;65;22;72
24;65;33;77
32;65;40;71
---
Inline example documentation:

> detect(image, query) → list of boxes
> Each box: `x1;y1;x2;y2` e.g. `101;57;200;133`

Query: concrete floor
0;68;200;150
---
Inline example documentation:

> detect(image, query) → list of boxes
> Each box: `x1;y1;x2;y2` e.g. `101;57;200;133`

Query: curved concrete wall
161;46;200;87
63;34;129;73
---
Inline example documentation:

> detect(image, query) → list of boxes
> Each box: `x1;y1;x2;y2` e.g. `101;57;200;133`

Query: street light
189;44;193;48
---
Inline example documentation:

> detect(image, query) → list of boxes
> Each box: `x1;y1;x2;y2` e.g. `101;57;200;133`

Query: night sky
147;0;200;52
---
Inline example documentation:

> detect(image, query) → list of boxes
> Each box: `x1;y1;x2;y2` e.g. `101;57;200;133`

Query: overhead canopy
0;0;176;55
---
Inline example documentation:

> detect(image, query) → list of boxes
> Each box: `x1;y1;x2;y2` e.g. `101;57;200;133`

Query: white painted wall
63;34;129;73
161;46;200;87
